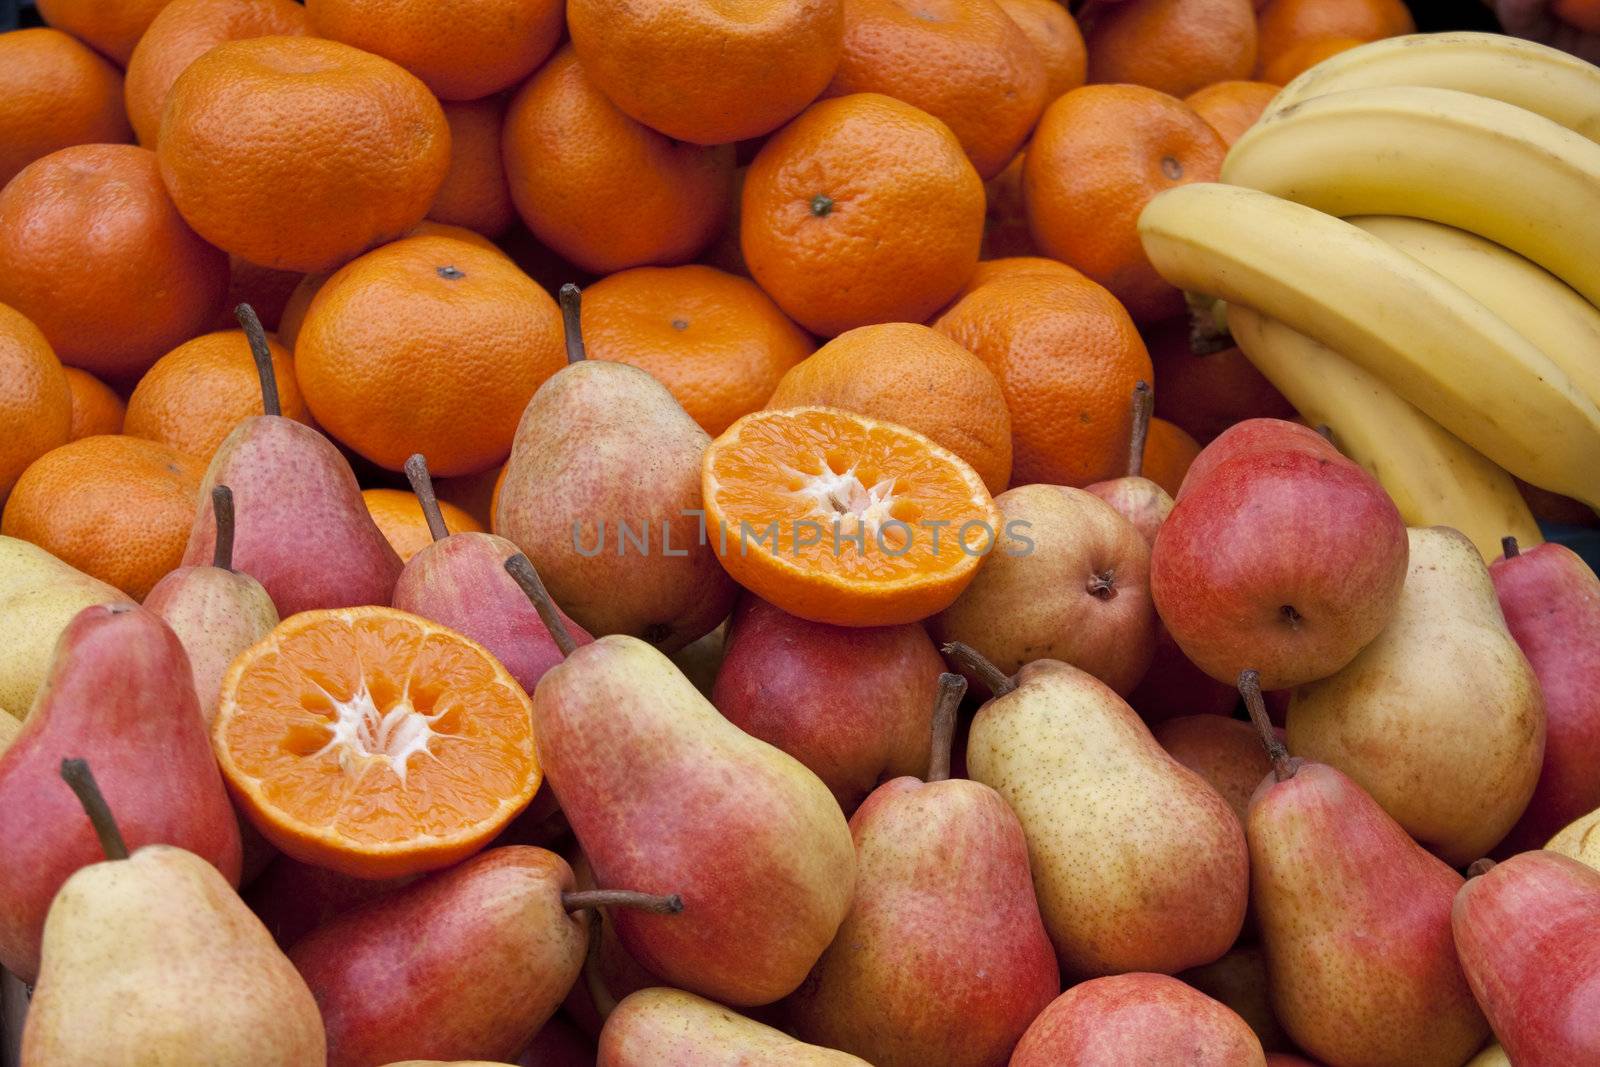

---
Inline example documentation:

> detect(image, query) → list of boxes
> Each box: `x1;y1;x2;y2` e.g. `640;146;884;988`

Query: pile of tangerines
0;0;1426;601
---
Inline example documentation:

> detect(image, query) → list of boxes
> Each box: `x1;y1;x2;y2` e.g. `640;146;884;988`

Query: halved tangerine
213;607;539;879
702;406;1000;627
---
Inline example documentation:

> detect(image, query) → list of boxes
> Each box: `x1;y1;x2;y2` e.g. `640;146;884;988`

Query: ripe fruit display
2;10;1600;1065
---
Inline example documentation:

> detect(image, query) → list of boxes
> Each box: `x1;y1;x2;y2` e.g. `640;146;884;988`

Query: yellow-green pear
1547;806;1600;871
0;536;128;716
1288;526;1545;865
599;988;870;1066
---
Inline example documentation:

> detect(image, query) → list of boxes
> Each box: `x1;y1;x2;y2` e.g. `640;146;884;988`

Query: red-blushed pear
711;595;946;813
1490;537;1600;854
1087;381;1175;544
182;304;401;615
1175;417;1344;499
392;454;592;696
955;642;1246;978
247;854;417;948
0;602;241;981
288;844;680;1067
598;988;870;1067
1288;526;1545;865
22;760;324;1065
1150;419;1408;689
1009;973;1266;1067
1452;851;1600;1066
1240;672;1490;1067
1154;715;1276;826
786;674;1060;1066
932;484;1156;697
516;555;855;1007
1179;945;1294;1054
141;485;279;721
1127;624;1240;722
495;285;735;653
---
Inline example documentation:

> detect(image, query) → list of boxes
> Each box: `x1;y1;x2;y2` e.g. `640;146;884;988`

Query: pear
1085;380;1175;544
0;602;240;981
182;304;401;615
956;643;1247;978
1288;526;1545;865
1465;1048;1511;1067
0;534;128;716
1242;673;1489;1067
1489;537;1600;854
289;844;679;1067
0;709;17;753
21;759;325;1064
787;674;1060;1067
598;988;870;1066
392;454;592;695
1178;945;1292;1054
1010;973;1266;1066
1154;714;1276;826
1452;851;1600;1066
523;562;854;1006
145;484;279;720
495;285;735;653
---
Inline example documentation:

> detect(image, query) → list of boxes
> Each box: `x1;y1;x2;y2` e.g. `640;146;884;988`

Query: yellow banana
1351;215;1600;409
1223;86;1600;308
1226;304;1542;561
1137;182;1600;506
1264;32;1600;142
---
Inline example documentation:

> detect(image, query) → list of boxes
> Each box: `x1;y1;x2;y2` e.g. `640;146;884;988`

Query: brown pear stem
504;553;578;657
1314;424;1335;445
59;759;129;861
211;485;235;571
559;284;586;364
1467;858;1497;878
1501;536;1520;559
927;672;967;783
940;642;1017;696
1239;669;1295;782
561;890;684;915
583;913;619;1021
235;303;280;418
403;454;450;544
1127;380;1153;478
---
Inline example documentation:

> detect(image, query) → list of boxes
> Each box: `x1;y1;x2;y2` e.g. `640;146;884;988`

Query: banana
1350;215;1600;409
1263;32;1600;142
1226;304;1542;561
1222;86;1600;308
1137;182;1600;506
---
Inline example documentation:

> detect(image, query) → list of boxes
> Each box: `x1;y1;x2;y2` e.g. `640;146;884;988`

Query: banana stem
403;454;450;544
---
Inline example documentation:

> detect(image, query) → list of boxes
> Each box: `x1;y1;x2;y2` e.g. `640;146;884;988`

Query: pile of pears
0;299;1598;1067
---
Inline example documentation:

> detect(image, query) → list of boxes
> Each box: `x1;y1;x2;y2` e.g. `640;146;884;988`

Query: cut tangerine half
702;406;1000;626
213;607;539;879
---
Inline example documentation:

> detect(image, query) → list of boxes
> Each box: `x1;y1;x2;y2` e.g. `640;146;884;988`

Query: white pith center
791;463;907;548
309;680;441;784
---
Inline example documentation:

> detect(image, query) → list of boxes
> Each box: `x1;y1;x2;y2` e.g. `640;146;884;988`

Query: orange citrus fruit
433;463;504;531
36;0;175;65
0;303;73;500
701;406;999;627
1261;35;1366;84
954;255;1083;303
362;488;485;563
61;367;125;442
1183;80;1280;146
1;435;205;600
213;606;541;879
1082;0;1258;99
765;322;1013;494
218;256;303;333
1142;416;1202;496
997;0;1087;102
1555;0;1600;33
980;150;1037;261
580;264;814;437
1254;0;1413;76
124;329;311;461
0;28;132;188
427;97;516;238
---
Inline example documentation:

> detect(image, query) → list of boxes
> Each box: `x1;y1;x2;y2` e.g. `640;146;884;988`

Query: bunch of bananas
1138;32;1600;560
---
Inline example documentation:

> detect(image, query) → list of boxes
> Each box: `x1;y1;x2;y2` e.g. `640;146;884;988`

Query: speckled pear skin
144;563;278;721
183;416;401;616
1248;760;1488;1067
965;658;1248;978
600;988;871;1067
22;844;325;1065
495;361;735;654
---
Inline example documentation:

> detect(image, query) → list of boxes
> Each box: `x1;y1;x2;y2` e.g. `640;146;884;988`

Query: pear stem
927;672;967;783
1314;424;1335;446
504;553;578;657
583;913;619;1021
59;758;129;861
1239;668;1295;782
403;454;450;544
235;303;280;418
940;642;1017;696
1501;536;1520;559
561;889;684;915
211;485;235;571
1127;380;1152;478
1467;858;1497;878
559;284;586;364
